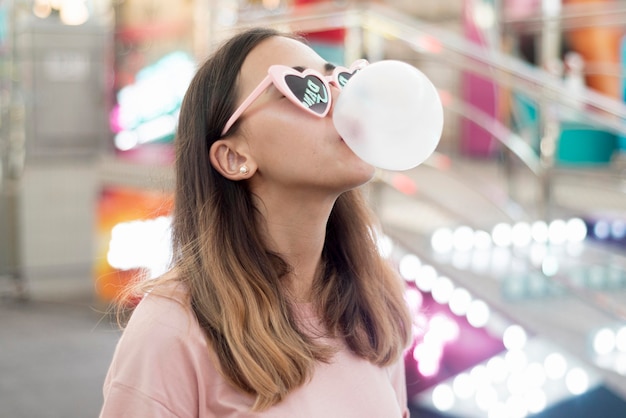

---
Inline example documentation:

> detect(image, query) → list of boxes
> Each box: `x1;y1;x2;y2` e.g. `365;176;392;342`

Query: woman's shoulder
111;276;215;378
102;276;218;417
122;276;201;345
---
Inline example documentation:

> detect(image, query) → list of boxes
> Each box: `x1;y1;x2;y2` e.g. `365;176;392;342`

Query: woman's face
233;35;375;197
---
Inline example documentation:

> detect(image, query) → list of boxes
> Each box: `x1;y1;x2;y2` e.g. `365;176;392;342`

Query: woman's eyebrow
291;62;336;73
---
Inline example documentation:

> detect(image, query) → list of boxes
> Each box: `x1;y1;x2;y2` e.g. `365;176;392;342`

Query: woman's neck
254;190;336;302
266;216;327;303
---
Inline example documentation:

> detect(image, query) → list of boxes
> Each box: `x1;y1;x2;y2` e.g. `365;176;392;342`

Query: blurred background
1;0;626;417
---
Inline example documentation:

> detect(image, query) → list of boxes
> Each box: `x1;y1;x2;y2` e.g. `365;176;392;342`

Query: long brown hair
149;27;410;410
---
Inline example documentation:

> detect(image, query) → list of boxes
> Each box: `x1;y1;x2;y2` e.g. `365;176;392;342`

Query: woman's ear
209;139;256;180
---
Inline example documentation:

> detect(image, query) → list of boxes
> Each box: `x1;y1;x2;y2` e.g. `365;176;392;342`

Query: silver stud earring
239;165;249;175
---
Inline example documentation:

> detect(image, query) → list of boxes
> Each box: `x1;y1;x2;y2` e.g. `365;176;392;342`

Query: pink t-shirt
100;285;410;417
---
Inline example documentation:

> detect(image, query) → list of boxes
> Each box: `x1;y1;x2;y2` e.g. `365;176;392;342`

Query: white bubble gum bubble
333;60;444;171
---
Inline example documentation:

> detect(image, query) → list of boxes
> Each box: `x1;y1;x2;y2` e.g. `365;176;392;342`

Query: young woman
100;27;412;417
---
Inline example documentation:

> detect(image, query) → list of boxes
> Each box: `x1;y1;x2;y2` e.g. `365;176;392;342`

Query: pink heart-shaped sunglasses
221;59;369;136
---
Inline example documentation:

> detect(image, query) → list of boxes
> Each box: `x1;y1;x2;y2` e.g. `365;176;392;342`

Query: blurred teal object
512;93;540;153
513;94;618;165
557;121;617;165
308;42;345;66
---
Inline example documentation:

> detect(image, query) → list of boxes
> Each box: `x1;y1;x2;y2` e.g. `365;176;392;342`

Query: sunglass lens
337;71;355;88
285;75;329;115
